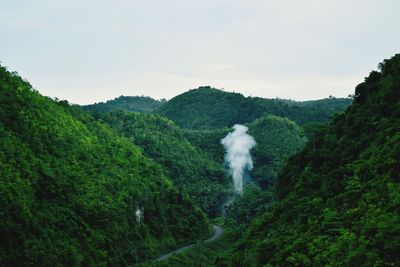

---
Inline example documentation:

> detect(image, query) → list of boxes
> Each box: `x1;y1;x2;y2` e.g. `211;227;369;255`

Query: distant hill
156;86;352;129
83;95;166;113
0;67;209;266
223;54;400;266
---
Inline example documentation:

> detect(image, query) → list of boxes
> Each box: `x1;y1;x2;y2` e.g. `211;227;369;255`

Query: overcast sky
1;0;399;104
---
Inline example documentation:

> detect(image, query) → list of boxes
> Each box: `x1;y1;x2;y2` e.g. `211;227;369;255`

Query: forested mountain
183;116;306;189
2;53;397;267
156;86;351;129
82;110;307;224
91;111;229;217
84;95;166;113
179;116;306;226
248;115;307;188
88;112;306;218
0;66;210;266
223;54;400;266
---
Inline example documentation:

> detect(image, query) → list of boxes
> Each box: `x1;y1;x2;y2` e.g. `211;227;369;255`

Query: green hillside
0;66;209;266
156;86;351;129
248;115;307;188
218;116;306;227
3;52;398;267
84;95;166;113
91;111;306;220
183;128;230;163
224;54;400;266
91;111;229;217
183;116;306;189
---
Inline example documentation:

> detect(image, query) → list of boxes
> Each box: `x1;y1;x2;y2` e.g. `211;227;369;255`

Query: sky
1;0;399;104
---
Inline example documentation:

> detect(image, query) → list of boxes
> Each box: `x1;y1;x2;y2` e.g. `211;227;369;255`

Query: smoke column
221;124;256;194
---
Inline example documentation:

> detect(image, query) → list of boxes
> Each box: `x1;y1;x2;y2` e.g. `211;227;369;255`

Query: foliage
156;86;351;129
135;223;236;267
183;128;230;163
90;111;230;217
181;116;306;226
0;66;210;266
183;115;306;189
248;115;307;188
84;95;166;113
224;54;400;266
84;101;307;224
224;184;274;226
152;233;233;267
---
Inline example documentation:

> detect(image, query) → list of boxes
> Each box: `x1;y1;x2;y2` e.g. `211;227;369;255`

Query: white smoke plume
221;124;256;194
135;207;144;224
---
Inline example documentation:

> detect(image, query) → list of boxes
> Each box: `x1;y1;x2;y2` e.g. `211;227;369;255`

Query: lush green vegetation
0;66;210;266
157;86;351;129
84;95;166;113
80;90;310;234
223;54;400;266
248;115;307;188
179;116;307;228
90;111;230;217
183;115;306;187
4;52;397;267
220;116;306;228
152;229;234;267
183;128;229;163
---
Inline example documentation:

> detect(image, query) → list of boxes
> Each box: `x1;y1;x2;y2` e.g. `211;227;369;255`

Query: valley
1;54;399;266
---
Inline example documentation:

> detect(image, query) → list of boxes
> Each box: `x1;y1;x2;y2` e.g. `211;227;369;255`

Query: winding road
155;225;224;262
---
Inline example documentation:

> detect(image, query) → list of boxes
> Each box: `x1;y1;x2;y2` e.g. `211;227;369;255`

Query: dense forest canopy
91;111;229;217
222;54;400;266
0;66;210;266
156;86;352;129
84;95;166;113
2;52;398;267
247;115;307;189
86;112;307;218
84;95;313;220
181;116;306;189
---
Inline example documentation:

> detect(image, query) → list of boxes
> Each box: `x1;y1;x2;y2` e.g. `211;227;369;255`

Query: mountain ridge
83;95;166;113
156;86;352;129
222;53;400;267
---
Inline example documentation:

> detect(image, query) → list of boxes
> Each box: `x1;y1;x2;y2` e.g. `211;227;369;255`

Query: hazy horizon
82;86;353;105
1;0;399;104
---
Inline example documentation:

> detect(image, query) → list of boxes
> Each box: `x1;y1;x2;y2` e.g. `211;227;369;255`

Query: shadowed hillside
223;54;400;267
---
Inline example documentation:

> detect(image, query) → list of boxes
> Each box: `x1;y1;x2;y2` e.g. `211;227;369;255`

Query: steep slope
182;128;230;163
248;115;307;188
183;116;306;189
91;111;229;216
224;55;400;266
89;110;306;221
84;95;166;113
156;86;351;129
222;116;306;226
0;66;209;266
